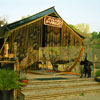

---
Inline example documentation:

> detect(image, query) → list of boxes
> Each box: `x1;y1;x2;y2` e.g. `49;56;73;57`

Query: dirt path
21;72;100;100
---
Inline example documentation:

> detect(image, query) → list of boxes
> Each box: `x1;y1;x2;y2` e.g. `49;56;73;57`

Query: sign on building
44;16;63;28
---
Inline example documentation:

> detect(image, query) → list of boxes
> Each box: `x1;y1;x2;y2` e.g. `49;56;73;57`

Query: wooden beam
0;60;15;63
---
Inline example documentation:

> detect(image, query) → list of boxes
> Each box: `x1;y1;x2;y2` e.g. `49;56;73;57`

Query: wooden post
93;54;96;76
14;57;20;99
13;42;17;57
14;57;19;73
4;42;9;58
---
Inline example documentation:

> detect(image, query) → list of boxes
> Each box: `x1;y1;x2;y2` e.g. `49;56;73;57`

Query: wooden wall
8;18;43;69
45;26;61;47
61;23;83;46
7;16;83;69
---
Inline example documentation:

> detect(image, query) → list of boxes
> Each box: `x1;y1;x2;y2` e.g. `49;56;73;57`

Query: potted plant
95;70;100;82
0;69;21;100
19;76;28;87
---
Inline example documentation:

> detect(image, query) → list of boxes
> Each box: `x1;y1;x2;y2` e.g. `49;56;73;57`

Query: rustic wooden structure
0;7;84;70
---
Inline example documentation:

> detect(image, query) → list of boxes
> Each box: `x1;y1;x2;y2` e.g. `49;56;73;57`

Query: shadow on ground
34;77;69;81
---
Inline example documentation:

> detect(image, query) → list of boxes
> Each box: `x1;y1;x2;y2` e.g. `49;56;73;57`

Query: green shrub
0;69;21;90
80;93;85;96
95;65;100;69
19;76;27;80
96;70;100;76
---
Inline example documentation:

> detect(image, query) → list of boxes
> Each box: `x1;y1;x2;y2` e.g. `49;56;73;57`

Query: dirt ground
21;71;100;100
47;92;100;100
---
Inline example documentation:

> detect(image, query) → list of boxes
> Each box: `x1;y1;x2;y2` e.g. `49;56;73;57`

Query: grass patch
80;93;85;96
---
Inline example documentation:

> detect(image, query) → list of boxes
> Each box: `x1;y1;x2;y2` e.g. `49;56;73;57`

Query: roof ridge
7;6;55;26
6;6;57;30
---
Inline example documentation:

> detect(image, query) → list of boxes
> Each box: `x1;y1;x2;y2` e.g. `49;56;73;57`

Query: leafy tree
69;24;91;44
90;31;100;48
75;23;90;36
91;31;98;39
0;16;8;27
21;14;30;19
97;32;100;38
69;24;82;35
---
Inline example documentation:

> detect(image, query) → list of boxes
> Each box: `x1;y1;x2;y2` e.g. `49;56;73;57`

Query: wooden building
0;7;84;70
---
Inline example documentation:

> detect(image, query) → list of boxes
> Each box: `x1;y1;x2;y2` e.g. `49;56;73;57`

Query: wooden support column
93;54;96;76
14;57;20;100
14;57;19;73
4;42;9;58
13;42;17;57
14;43;19;100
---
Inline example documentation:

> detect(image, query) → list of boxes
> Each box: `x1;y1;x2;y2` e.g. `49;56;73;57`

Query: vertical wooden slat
10;32;13;52
49;26;51;47
38;20;41;47
49;26;50;47
61;23;64;46
67;29;70;46
23;26;26;50
42;20;45;47
45;25;47;47
25;25;29;50
41;19;43;47
69;30;72;46
52;27;54;47
74;36;76;46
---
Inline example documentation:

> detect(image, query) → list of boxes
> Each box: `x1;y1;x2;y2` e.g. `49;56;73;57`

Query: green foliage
90;31;100;48
91;31;98;40
80;93;85;96
0;16;8;27
21;14;30;19
69;24;82;35
75;23;90;35
95;65;100;69
49;48;60;65
19;76;27;80
96;70;100;76
97;32;100;38
0;69;21;90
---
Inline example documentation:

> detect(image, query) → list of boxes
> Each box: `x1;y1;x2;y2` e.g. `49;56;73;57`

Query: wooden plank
25;25;29;50
0;60;15;63
9;54;15;58
40;19;43;47
61;23;64;46
63;22;84;43
74;36;76;46
38;20;41;47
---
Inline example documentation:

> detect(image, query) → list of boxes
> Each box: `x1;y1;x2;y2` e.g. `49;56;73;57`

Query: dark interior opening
42;25;46;47
0;38;4;49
